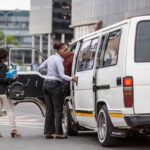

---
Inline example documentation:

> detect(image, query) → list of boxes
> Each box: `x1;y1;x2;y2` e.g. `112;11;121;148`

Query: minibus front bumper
124;115;150;127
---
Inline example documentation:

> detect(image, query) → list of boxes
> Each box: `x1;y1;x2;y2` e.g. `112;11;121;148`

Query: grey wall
72;0;101;26
30;0;52;34
72;0;150;27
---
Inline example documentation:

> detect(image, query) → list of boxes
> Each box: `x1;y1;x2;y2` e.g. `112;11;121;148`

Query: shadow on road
74;132;150;149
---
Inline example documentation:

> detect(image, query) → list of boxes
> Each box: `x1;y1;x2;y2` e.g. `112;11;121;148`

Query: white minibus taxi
63;16;150;146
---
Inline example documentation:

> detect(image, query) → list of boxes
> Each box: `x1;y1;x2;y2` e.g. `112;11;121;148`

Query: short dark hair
0;48;8;60
53;42;66;51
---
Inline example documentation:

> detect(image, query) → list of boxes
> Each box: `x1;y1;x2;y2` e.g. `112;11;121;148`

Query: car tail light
123;76;133;108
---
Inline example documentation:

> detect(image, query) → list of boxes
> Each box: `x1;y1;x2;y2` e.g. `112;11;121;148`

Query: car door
96;24;129;125
9;47;46;116
73;36;100;128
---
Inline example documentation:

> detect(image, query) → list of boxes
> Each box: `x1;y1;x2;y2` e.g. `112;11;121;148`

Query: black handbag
7;81;25;100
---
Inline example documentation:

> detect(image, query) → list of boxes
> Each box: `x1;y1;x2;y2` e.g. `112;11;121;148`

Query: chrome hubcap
63;105;68;132
98;110;107;142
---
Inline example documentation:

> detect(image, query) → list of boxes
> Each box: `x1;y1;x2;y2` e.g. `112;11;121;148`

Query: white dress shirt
39;53;72;81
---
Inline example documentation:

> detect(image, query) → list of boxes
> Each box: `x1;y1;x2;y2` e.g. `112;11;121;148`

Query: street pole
4;14;7;48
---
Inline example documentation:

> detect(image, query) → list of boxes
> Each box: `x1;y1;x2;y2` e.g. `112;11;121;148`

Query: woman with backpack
0;48;21;138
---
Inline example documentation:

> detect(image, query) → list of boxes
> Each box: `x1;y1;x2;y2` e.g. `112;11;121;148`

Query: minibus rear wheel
97;105;117;147
63;102;78;136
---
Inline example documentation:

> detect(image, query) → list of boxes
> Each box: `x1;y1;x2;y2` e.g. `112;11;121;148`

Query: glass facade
52;0;73;43
0;10;31;47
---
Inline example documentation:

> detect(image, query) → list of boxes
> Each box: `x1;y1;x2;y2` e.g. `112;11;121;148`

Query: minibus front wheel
97;105;117;147
63;102;78;136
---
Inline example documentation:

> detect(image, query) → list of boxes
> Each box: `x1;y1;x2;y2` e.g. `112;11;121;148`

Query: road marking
0;115;44;129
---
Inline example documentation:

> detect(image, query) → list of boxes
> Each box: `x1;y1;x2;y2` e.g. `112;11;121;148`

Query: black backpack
7;81;25;100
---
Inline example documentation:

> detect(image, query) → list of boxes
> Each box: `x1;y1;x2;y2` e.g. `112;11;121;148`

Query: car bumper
124;115;150;127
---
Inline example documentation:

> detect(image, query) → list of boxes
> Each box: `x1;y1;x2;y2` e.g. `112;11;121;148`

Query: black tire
63;102;78;136
97;105;117;147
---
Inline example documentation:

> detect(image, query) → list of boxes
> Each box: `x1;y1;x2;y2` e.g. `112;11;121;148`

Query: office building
30;0;73;56
0;10;31;47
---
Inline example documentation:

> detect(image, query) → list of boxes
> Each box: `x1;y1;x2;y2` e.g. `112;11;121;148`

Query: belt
45;80;61;84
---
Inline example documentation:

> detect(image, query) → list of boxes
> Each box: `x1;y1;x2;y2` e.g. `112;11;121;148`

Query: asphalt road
0;103;150;150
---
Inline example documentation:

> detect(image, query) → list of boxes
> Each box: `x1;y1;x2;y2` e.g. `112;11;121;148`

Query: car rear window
135;21;150;62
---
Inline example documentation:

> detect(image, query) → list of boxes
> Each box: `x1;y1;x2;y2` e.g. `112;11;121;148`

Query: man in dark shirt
63;51;74;97
64;51;74;76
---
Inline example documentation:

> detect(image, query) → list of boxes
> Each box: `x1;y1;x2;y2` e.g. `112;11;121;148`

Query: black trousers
43;80;64;135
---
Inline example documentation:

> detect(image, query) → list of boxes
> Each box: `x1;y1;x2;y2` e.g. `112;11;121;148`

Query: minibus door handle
93;85;110;91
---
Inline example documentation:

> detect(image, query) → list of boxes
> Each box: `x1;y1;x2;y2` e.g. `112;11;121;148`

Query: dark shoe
56;134;68;139
45;134;54;139
11;129;21;138
0;133;3;137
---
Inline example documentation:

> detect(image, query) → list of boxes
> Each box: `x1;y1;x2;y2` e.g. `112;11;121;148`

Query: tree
0;30;19;47
0;31;4;41
0;31;4;45
6;35;19;46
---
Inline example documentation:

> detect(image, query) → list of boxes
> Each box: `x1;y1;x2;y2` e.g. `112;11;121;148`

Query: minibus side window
135;21;150;62
69;43;77;53
76;40;91;72
97;36;106;68
85;38;98;70
103;30;121;67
